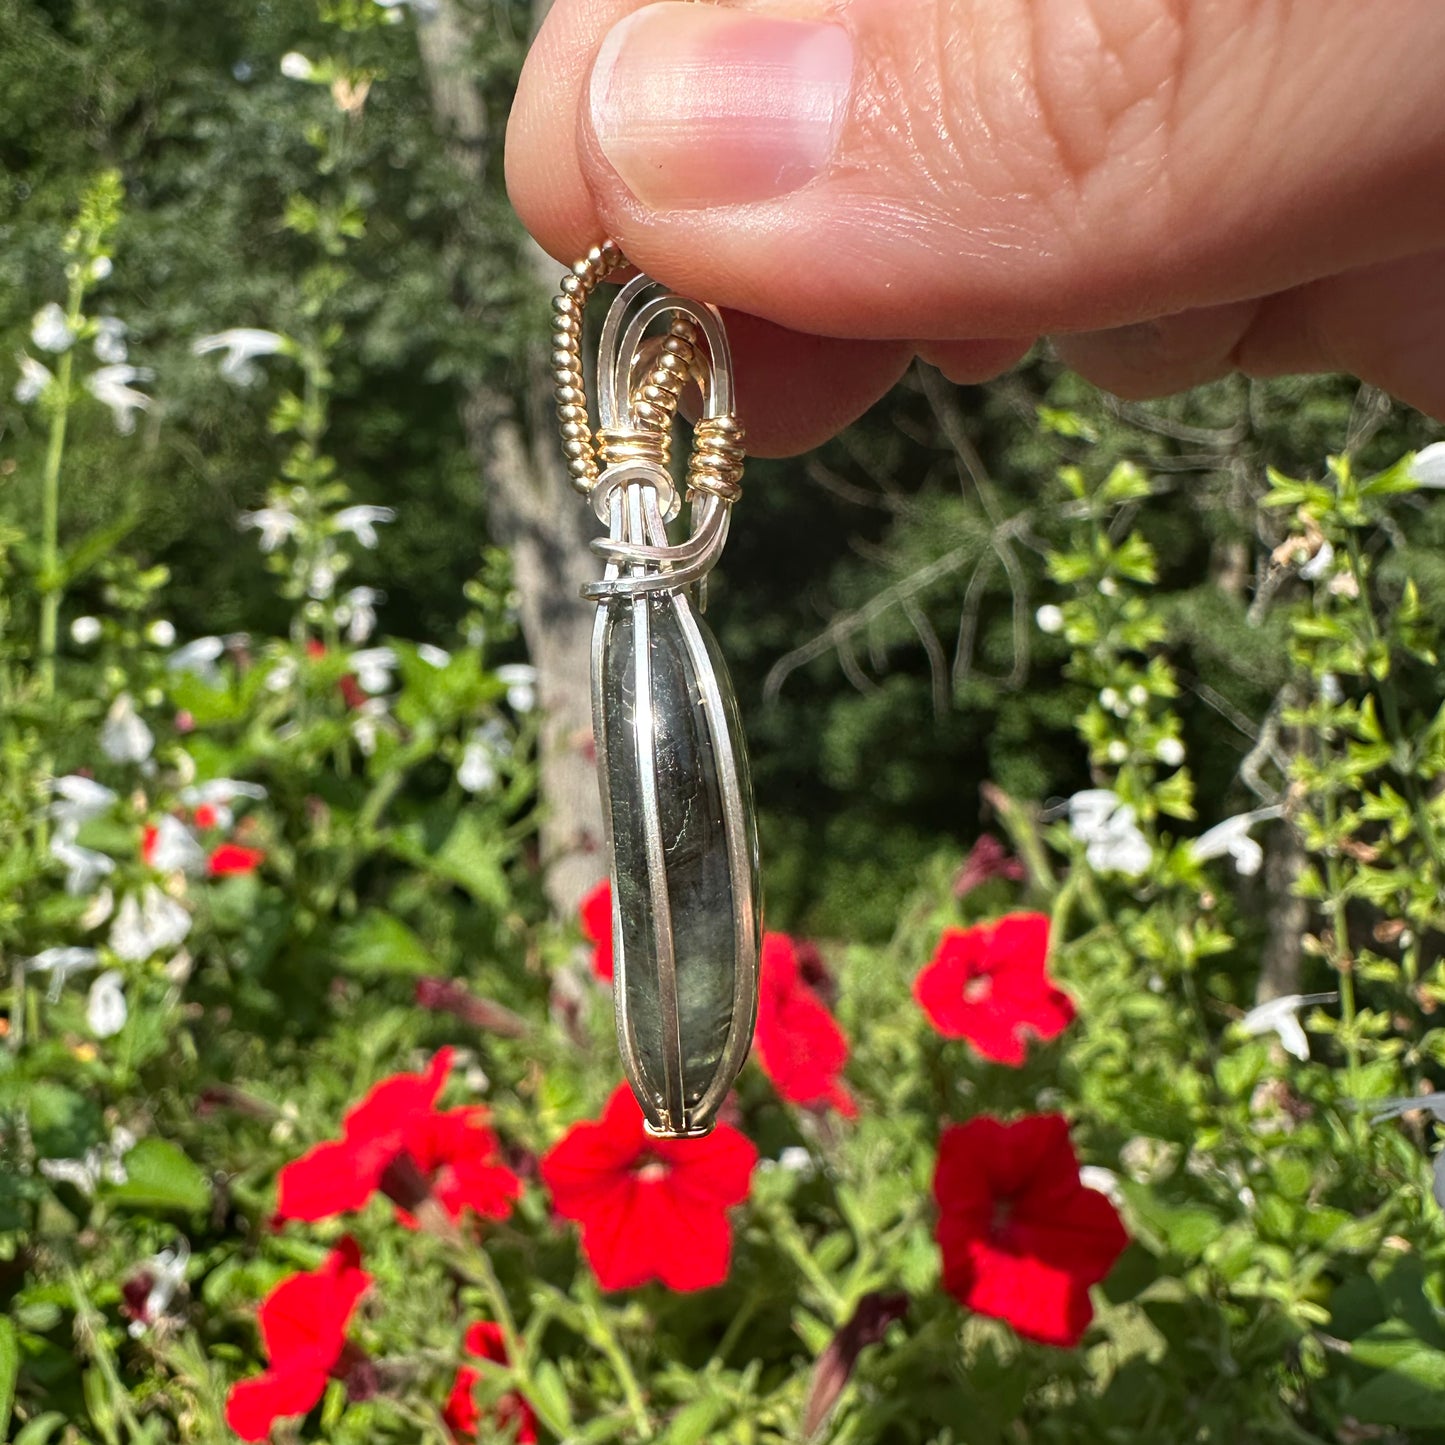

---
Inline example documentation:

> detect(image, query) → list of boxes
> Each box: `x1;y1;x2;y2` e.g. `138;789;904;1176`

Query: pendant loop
553;245;761;1138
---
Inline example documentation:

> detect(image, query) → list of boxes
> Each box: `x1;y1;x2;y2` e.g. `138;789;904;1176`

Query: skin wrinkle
507;0;1445;437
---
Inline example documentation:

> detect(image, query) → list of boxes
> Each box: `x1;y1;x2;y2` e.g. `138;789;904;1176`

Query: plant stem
37;268;86;701
578;1278;652;1439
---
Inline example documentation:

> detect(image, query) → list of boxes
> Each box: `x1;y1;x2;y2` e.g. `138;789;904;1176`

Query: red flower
442;1322;538;1443
208;843;264;877
305;638;366;709
540;1085;757;1292
275;1049;521;1227
933;1114;1128;1347
580;880;613;984
224;1238;372;1441
913;913;1074;1065
193;803;220;830
755;933;857;1117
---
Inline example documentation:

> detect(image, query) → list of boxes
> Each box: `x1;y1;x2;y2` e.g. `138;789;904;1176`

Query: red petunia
442;1322;538;1443
755;933;857;1117
540;1085;757;1292
224;1238;372;1441
913;913;1074;1065
275;1049;521;1227
933;1114;1128;1348
208;843;264;877
193;803;220;830
580;879;613;984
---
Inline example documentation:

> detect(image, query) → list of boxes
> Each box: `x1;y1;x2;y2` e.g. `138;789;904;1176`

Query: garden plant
3;2;1445;1443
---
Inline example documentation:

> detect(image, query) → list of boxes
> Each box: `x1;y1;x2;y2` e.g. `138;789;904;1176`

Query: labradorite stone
600;594;758;1117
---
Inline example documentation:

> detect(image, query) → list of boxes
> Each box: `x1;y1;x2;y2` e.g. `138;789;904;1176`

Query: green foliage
2;2;1445;1443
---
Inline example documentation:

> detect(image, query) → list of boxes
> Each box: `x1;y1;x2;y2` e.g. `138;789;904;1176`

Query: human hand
506;1;1445;454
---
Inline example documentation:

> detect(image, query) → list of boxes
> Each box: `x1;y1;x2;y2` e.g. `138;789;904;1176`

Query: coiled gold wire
551;241;745;505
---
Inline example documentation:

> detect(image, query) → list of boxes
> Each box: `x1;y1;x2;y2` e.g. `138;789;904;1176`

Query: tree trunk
414;0;604;916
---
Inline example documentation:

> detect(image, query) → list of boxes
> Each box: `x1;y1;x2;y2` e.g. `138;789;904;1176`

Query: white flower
70;615;102;645
87;970;127;1038
1299;539;1335;581
1239;992;1337;1062
192;329;287;386
350;647;397;695
89;256;113;282
1191;806;1283;878
1320;673;1343;705
31;302;74;353
238;506;299;552
1105;739;1128;764
38;1126;134;1197
1098;577;1119;597
177;779;267;833
1099;687;1122;713
146;619;176;648
350;697;391;756
307;556;338;601
25;946;100;1001
458;720;511;794
1078;1165;1124;1205
339;587;383;644
417;643;450;669
1127;684;1148;708
81;887;115;931
264;655;298;693
279;50;315;80
51;835;115;896
1413;442;1445;490
1156;736;1185;767
145;815;206;876
93;316;128;364
110;885;191;961
333;505;395;549
14;353;54;403
1035;603;1064;635
1067;789;1152;877
496;663;538;713
777;1145;815;1176
50;776;117;833
86;364;153;435
100;694;155;765
166;635;226;684
126;1240;190;1337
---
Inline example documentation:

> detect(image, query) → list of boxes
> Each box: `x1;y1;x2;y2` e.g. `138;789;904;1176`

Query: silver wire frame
585;278;759;1138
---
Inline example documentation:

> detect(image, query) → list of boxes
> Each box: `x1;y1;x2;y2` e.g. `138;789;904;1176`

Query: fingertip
916;338;1037;386
721;314;911;456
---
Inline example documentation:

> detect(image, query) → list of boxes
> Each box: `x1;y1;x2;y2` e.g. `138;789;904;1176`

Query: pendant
552;243;760;1138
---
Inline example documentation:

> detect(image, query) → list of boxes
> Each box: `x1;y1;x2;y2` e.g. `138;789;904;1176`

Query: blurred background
3;0;1437;940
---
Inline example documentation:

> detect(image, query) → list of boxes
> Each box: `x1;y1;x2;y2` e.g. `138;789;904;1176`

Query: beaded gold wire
550;241;746;508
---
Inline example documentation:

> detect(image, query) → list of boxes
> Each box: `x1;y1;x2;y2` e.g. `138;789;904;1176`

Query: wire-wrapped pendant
552;243;760;1138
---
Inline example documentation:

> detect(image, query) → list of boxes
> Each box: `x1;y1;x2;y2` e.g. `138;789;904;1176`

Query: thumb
508;0;1445;341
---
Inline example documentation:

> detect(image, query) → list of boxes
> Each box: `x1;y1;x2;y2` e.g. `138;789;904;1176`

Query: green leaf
335;910;435;978
13;1413;67;1445
1348;1341;1445;1427
663;1397;726;1445
0;1316;18;1440
60;511;141;588
389;811;511;912
528;1360;573;1433
104;1138;209;1214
